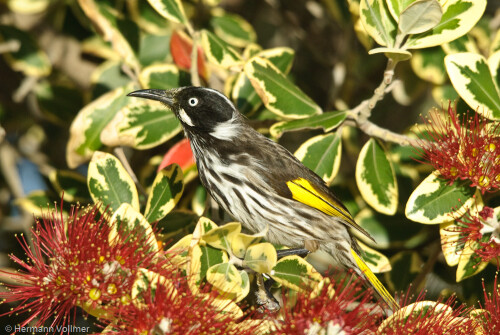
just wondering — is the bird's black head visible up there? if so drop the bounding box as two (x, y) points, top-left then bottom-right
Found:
(127, 87), (238, 135)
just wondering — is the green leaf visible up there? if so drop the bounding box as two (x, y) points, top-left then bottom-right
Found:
(49, 170), (90, 203)
(356, 138), (398, 215)
(14, 190), (54, 217)
(244, 56), (322, 119)
(144, 164), (184, 223)
(210, 8), (256, 48)
(0, 25), (51, 77)
(359, 0), (397, 47)
(456, 239), (488, 282)
(384, 251), (423, 292)
(270, 255), (323, 292)
(201, 29), (242, 69)
(294, 133), (342, 185)
(243, 243), (277, 273)
(270, 111), (347, 138)
(398, 0), (442, 36)
(87, 151), (139, 213)
(405, 172), (476, 224)
(355, 208), (430, 249)
(101, 100), (182, 150)
(232, 47), (295, 115)
(206, 262), (242, 294)
(410, 46), (447, 84)
(231, 231), (266, 259)
(147, 0), (188, 25)
(445, 53), (500, 119)
(138, 33), (171, 66)
(90, 61), (131, 99)
(405, 0), (487, 49)
(66, 85), (130, 168)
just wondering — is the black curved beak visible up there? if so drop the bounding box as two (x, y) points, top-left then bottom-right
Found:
(127, 89), (175, 107)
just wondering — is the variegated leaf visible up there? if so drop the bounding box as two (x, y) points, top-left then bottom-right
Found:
(231, 230), (266, 259)
(147, 0), (188, 25)
(139, 64), (183, 90)
(456, 239), (488, 282)
(368, 47), (412, 61)
(101, 99), (182, 150)
(386, 0), (416, 21)
(49, 170), (90, 203)
(206, 262), (242, 294)
(109, 203), (158, 254)
(192, 216), (218, 243)
(445, 53), (500, 119)
(201, 29), (242, 69)
(410, 47), (447, 84)
(201, 222), (241, 252)
(167, 234), (192, 267)
(144, 164), (184, 223)
(0, 25), (51, 77)
(398, 0), (442, 36)
(440, 221), (464, 266)
(294, 133), (342, 185)
(14, 190), (52, 218)
(244, 56), (322, 119)
(405, 172), (476, 224)
(7, 0), (52, 14)
(270, 255), (323, 292)
(359, 0), (397, 47)
(378, 301), (452, 332)
(405, 0), (487, 49)
(87, 151), (140, 212)
(197, 245), (228, 283)
(243, 243), (277, 273)
(78, 0), (140, 72)
(90, 61), (130, 99)
(132, 268), (176, 300)
(210, 8), (256, 48)
(358, 241), (392, 273)
(356, 138), (398, 215)
(66, 86), (130, 168)
(232, 47), (295, 115)
(270, 111), (347, 138)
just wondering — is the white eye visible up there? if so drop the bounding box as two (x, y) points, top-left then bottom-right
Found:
(188, 97), (199, 106)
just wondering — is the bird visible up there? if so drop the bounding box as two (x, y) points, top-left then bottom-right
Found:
(127, 86), (399, 311)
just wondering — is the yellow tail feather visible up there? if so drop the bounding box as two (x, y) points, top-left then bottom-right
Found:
(350, 248), (400, 312)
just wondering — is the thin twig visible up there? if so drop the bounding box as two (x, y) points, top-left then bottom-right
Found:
(410, 241), (441, 295)
(113, 146), (148, 197)
(0, 39), (20, 53)
(13, 76), (38, 103)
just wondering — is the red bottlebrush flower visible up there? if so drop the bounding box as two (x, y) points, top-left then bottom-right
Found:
(106, 280), (257, 335)
(453, 206), (500, 263)
(277, 273), (379, 334)
(477, 273), (500, 334)
(378, 296), (477, 335)
(0, 204), (163, 330)
(419, 104), (500, 193)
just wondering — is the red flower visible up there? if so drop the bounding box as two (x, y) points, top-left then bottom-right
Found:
(277, 273), (379, 334)
(378, 295), (477, 335)
(106, 280), (257, 335)
(419, 104), (500, 193)
(0, 204), (163, 329)
(453, 206), (500, 263)
(477, 273), (500, 334)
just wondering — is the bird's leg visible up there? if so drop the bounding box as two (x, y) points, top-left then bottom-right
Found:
(255, 273), (280, 312)
(276, 248), (310, 259)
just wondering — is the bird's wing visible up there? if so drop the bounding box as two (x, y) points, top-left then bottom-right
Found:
(285, 177), (374, 241)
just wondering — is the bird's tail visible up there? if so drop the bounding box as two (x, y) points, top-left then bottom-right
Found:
(350, 248), (400, 312)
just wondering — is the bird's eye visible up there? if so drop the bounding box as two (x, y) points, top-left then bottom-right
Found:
(188, 97), (199, 106)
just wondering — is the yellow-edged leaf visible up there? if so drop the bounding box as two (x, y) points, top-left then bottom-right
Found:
(243, 243), (277, 273)
(201, 222), (241, 252)
(270, 255), (323, 292)
(206, 262), (242, 294)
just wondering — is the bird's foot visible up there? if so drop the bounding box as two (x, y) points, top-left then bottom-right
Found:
(256, 274), (280, 313)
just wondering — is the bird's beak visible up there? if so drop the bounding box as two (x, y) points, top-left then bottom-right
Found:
(127, 89), (175, 107)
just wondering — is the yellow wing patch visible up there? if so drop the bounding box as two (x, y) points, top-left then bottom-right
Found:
(351, 248), (400, 312)
(286, 178), (371, 239)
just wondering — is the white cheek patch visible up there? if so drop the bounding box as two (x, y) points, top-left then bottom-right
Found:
(179, 108), (194, 126)
(210, 118), (240, 140)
